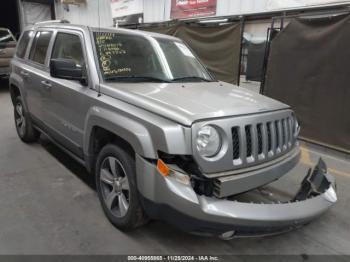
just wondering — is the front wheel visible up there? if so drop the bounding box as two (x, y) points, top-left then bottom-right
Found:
(95, 144), (148, 230)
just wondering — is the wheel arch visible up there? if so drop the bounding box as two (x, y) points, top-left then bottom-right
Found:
(9, 83), (21, 104)
(84, 107), (157, 173)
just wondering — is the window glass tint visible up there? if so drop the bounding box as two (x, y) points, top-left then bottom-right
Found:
(16, 31), (33, 58)
(29, 31), (52, 64)
(51, 33), (84, 66)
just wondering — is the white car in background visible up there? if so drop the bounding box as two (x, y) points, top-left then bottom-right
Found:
(0, 28), (16, 78)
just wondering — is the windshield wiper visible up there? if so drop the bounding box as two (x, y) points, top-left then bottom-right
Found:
(104, 75), (170, 83)
(171, 76), (212, 83)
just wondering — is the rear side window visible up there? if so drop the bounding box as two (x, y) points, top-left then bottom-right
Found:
(29, 31), (52, 65)
(16, 31), (33, 59)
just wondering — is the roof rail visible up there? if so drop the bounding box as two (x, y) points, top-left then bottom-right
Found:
(35, 20), (70, 25)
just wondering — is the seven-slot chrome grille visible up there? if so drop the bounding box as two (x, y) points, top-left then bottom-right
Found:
(192, 110), (298, 175)
(231, 115), (296, 168)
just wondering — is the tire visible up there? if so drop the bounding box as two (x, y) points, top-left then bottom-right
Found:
(14, 96), (40, 143)
(95, 143), (148, 230)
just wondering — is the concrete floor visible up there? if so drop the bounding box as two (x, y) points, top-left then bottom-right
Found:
(0, 78), (350, 255)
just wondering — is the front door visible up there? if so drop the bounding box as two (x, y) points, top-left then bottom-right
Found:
(41, 31), (90, 158)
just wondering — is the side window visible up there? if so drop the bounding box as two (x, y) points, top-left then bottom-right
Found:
(51, 33), (84, 66)
(29, 31), (52, 65)
(16, 31), (34, 59)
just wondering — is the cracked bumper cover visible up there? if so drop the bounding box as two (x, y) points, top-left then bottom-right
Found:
(136, 155), (337, 236)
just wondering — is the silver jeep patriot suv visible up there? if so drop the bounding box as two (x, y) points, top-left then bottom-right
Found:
(10, 21), (337, 238)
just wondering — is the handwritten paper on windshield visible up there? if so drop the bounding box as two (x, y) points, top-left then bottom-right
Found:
(94, 32), (131, 77)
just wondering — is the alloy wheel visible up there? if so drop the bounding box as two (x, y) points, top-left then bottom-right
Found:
(99, 156), (130, 217)
(15, 103), (26, 136)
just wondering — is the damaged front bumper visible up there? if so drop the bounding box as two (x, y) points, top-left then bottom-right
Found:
(136, 156), (337, 238)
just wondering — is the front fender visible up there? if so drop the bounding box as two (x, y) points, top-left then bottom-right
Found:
(84, 106), (156, 158)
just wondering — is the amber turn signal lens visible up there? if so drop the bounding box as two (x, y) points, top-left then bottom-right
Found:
(157, 159), (170, 176)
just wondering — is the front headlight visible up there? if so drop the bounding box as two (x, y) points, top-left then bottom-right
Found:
(196, 125), (221, 158)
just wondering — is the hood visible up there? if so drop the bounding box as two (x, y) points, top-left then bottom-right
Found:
(101, 81), (289, 126)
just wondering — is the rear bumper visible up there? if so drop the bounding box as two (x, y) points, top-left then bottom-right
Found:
(136, 155), (337, 237)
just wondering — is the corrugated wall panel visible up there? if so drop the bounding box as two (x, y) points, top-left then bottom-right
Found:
(164, 0), (172, 21)
(143, 0), (168, 23)
(55, 0), (113, 27)
(54, 0), (350, 27)
(216, 0), (268, 16)
(143, 0), (271, 23)
(143, 0), (269, 22)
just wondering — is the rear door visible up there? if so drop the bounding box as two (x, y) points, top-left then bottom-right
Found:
(25, 30), (53, 121)
(0, 29), (16, 75)
(11, 30), (34, 105)
(41, 30), (90, 157)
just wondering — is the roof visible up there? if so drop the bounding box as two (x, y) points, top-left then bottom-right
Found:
(27, 20), (178, 41)
(91, 26), (178, 41)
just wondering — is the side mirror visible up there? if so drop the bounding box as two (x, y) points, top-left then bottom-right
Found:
(50, 58), (87, 86)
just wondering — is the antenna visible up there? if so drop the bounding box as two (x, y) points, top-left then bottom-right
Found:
(97, 0), (102, 97)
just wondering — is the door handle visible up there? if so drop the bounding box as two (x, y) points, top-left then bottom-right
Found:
(41, 80), (52, 89)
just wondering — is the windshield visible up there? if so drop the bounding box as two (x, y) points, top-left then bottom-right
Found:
(0, 29), (15, 43)
(93, 31), (213, 83)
